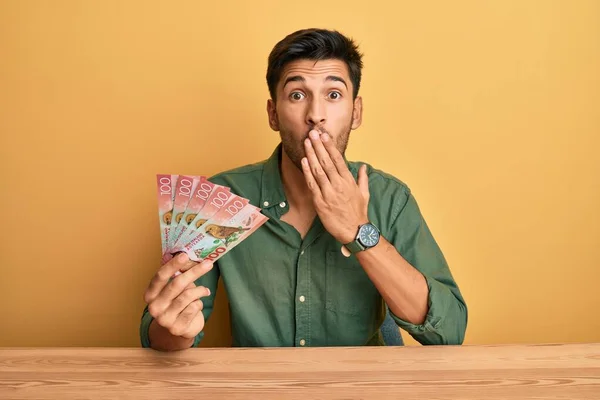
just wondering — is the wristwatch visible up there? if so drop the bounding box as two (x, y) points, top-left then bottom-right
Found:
(343, 222), (381, 254)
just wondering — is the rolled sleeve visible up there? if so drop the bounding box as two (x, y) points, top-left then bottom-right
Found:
(385, 191), (468, 345)
(390, 275), (467, 345)
(139, 306), (153, 348)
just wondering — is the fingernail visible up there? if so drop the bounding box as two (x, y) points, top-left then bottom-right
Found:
(309, 130), (319, 139)
(305, 138), (312, 147)
(302, 157), (308, 166)
(322, 133), (329, 142)
(207, 288), (211, 296)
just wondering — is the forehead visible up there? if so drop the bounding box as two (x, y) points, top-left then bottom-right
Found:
(279, 59), (351, 85)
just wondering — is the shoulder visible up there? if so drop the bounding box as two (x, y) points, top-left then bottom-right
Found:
(209, 160), (265, 183)
(351, 161), (411, 198)
(208, 159), (266, 202)
(349, 160), (414, 227)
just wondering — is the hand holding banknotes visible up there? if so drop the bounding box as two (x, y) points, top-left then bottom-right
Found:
(144, 253), (213, 346)
(147, 174), (268, 349)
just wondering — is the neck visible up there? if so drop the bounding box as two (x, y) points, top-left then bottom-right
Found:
(280, 150), (314, 212)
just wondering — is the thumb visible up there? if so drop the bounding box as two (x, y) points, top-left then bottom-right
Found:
(357, 164), (370, 198)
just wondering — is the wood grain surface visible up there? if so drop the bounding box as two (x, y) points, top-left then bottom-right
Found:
(1, 344), (599, 399)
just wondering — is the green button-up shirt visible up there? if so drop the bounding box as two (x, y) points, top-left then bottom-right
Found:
(140, 144), (467, 347)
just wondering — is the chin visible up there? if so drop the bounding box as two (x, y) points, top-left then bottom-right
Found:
(280, 144), (304, 171)
(287, 153), (305, 171)
(291, 159), (304, 171)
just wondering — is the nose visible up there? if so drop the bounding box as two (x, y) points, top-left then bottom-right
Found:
(306, 98), (326, 128)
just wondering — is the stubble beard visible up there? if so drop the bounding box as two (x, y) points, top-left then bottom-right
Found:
(279, 120), (352, 171)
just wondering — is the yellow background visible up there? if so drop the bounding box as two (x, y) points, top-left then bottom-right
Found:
(1, 0), (598, 347)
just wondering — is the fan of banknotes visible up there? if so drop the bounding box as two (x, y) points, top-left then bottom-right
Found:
(156, 174), (268, 265)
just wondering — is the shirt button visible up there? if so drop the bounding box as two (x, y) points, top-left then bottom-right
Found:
(299, 339), (306, 346)
(263, 201), (269, 207)
(299, 295), (305, 303)
(279, 201), (286, 208)
(300, 250), (304, 255)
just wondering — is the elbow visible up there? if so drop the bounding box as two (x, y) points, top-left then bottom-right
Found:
(450, 300), (468, 345)
(435, 298), (468, 345)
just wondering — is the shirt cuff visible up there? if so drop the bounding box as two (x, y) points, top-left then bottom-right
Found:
(388, 275), (453, 344)
(139, 306), (154, 348)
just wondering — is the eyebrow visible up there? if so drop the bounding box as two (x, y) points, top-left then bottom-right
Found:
(283, 75), (348, 90)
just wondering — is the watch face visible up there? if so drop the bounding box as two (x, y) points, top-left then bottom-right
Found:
(358, 224), (380, 247)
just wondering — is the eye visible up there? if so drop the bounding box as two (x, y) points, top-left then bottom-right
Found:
(290, 92), (305, 101)
(328, 91), (342, 100)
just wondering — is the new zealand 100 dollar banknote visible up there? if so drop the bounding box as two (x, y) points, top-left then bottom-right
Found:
(167, 175), (200, 250)
(155, 174), (178, 256)
(181, 200), (268, 262)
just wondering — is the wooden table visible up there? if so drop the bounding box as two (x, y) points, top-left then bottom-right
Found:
(1, 344), (599, 399)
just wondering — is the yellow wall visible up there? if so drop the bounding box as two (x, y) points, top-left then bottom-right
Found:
(1, 0), (598, 347)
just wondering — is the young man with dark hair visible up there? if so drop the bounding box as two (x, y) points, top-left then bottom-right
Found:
(141, 28), (468, 351)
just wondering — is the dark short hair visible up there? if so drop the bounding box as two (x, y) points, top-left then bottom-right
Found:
(266, 28), (363, 102)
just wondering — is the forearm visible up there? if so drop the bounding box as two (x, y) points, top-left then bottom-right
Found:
(355, 236), (429, 325)
(148, 319), (195, 351)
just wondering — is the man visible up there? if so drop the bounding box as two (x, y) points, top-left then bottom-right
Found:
(140, 28), (467, 350)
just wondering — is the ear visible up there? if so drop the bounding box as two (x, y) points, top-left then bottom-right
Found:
(351, 96), (363, 130)
(267, 99), (280, 131)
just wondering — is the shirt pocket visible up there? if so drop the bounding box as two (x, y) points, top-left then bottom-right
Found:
(325, 250), (380, 317)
